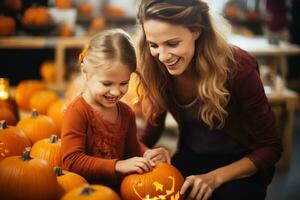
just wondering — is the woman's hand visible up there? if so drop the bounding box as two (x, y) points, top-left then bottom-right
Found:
(180, 173), (222, 200)
(143, 147), (171, 164)
(115, 157), (155, 175)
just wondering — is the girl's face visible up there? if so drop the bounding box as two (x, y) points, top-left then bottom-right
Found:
(84, 63), (131, 108)
(143, 19), (200, 76)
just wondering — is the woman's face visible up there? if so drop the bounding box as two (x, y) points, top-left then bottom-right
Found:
(143, 19), (200, 76)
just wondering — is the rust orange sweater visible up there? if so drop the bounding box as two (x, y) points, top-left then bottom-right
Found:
(61, 96), (147, 183)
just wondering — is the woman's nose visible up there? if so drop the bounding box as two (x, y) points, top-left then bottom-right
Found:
(158, 48), (171, 62)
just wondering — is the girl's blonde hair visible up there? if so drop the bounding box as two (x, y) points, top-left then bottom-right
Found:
(80, 29), (137, 73)
(137, 0), (236, 129)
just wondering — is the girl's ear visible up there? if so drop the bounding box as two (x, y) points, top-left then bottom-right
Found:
(81, 66), (89, 80)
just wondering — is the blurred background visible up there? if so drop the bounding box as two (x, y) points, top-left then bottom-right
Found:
(0, 0), (299, 199)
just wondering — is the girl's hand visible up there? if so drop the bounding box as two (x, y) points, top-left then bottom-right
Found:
(143, 147), (171, 164)
(180, 173), (221, 200)
(115, 157), (155, 175)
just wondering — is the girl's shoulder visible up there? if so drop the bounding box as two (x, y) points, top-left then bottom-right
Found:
(118, 101), (135, 118)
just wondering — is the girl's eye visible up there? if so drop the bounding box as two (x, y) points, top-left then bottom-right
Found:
(120, 82), (129, 86)
(102, 82), (112, 86)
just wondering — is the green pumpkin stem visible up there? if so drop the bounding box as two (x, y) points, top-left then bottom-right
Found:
(19, 147), (32, 161)
(49, 134), (59, 143)
(54, 166), (64, 176)
(80, 184), (96, 196)
(0, 120), (7, 129)
(31, 109), (38, 118)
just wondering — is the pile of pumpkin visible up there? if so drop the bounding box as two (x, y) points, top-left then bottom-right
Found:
(0, 79), (185, 200)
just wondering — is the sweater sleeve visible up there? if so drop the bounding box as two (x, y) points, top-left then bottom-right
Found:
(232, 50), (282, 172)
(61, 102), (118, 181)
(139, 111), (167, 148)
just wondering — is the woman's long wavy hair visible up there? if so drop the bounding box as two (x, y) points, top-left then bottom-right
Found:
(137, 0), (236, 129)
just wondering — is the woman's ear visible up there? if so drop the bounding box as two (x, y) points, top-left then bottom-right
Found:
(193, 31), (201, 40)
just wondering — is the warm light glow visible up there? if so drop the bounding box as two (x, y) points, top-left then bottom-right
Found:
(0, 78), (10, 100)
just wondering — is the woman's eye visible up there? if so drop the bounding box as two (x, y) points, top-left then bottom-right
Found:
(167, 42), (179, 47)
(149, 43), (158, 48)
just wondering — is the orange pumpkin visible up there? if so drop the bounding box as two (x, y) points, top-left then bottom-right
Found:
(30, 134), (61, 167)
(23, 6), (51, 26)
(61, 184), (121, 200)
(0, 120), (31, 161)
(54, 166), (87, 198)
(78, 3), (93, 16)
(40, 61), (56, 83)
(121, 163), (184, 200)
(89, 17), (106, 35)
(15, 80), (45, 110)
(17, 109), (58, 144)
(103, 5), (125, 18)
(0, 16), (16, 36)
(55, 0), (72, 9)
(4, 0), (22, 11)
(0, 147), (59, 200)
(60, 24), (74, 37)
(47, 99), (65, 135)
(29, 89), (59, 114)
(0, 105), (17, 125)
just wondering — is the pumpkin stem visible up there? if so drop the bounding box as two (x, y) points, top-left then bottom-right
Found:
(0, 120), (7, 129)
(80, 184), (96, 196)
(49, 134), (59, 143)
(19, 147), (32, 161)
(31, 109), (38, 118)
(54, 166), (64, 176)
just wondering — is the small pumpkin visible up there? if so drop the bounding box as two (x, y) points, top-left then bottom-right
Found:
(17, 109), (58, 144)
(54, 166), (87, 198)
(121, 163), (184, 200)
(61, 184), (121, 200)
(15, 80), (45, 110)
(78, 3), (93, 16)
(0, 16), (16, 36)
(0, 104), (17, 125)
(23, 6), (51, 26)
(4, 0), (22, 11)
(47, 99), (65, 135)
(29, 89), (59, 114)
(40, 61), (56, 83)
(55, 0), (72, 9)
(0, 147), (59, 200)
(0, 120), (31, 161)
(30, 134), (61, 167)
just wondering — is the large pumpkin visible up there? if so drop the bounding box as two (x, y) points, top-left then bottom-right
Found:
(15, 80), (45, 110)
(29, 89), (59, 114)
(0, 147), (59, 200)
(0, 120), (31, 161)
(30, 134), (61, 167)
(121, 163), (184, 200)
(0, 16), (16, 36)
(17, 109), (58, 144)
(61, 184), (121, 200)
(54, 166), (87, 198)
(47, 98), (65, 135)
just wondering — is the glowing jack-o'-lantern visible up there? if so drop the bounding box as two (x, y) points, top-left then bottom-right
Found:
(121, 163), (184, 200)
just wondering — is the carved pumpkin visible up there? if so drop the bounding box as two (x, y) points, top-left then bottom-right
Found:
(61, 184), (121, 200)
(30, 134), (61, 167)
(0, 147), (59, 200)
(40, 61), (56, 83)
(29, 89), (59, 114)
(55, 0), (72, 9)
(23, 6), (51, 26)
(121, 163), (184, 200)
(0, 16), (16, 36)
(17, 109), (58, 144)
(0, 120), (31, 161)
(0, 104), (17, 125)
(54, 166), (87, 198)
(47, 99), (65, 135)
(15, 80), (45, 110)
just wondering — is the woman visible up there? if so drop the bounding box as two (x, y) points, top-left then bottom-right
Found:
(136, 0), (282, 199)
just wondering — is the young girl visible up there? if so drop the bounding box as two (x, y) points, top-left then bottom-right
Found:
(61, 29), (170, 188)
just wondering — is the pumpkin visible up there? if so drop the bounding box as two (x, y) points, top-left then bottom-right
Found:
(54, 166), (87, 198)
(103, 5), (125, 18)
(29, 89), (59, 114)
(121, 163), (184, 200)
(61, 184), (121, 200)
(60, 24), (74, 37)
(55, 0), (72, 9)
(4, 0), (22, 11)
(23, 6), (51, 26)
(0, 147), (59, 200)
(78, 3), (93, 16)
(30, 134), (61, 167)
(40, 61), (56, 83)
(47, 99), (65, 135)
(0, 120), (31, 161)
(15, 80), (45, 110)
(0, 104), (17, 125)
(0, 16), (16, 36)
(17, 109), (58, 144)
(89, 17), (106, 35)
